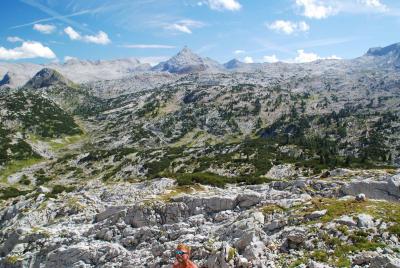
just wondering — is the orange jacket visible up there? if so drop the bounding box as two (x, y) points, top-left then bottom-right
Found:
(172, 260), (198, 268)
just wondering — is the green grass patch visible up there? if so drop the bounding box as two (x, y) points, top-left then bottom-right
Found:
(0, 158), (42, 181)
(48, 134), (86, 151)
(260, 204), (286, 215)
(157, 184), (205, 202)
(311, 250), (329, 262)
(388, 224), (400, 237)
(299, 198), (400, 225)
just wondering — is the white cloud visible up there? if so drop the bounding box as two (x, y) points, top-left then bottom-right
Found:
(293, 49), (341, 63)
(294, 49), (319, 62)
(64, 26), (81, 40)
(64, 56), (78, 62)
(120, 44), (176, 49)
(359, 0), (387, 10)
(137, 56), (169, 66)
(164, 20), (205, 34)
(0, 41), (56, 60)
(234, 50), (245, 54)
(199, 0), (242, 11)
(33, 23), (56, 34)
(64, 26), (111, 45)
(84, 31), (111, 45)
(243, 56), (254, 63)
(263, 54), (279, 63)
(166, 24), (192, 34)
(295, 0), (336, 19)
(267, 20), (310, 34)
(7, 36), (24, 43)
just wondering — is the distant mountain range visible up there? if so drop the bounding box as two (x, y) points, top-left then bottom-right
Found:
(0, 58), (150, 89)
(1, 42), (400, 89)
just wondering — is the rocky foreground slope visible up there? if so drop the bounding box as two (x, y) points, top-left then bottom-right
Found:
(0, 168), (399, 267)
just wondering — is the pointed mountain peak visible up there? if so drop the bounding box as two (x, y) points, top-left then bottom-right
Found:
(24, 68), (73, 89)
(224, 59), (245, 69)
(172, 46), (202, 62)
(177, 46), (195, 55)
(152, 46), (222, 74)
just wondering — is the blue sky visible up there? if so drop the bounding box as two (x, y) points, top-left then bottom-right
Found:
(1, 0), (400, 65)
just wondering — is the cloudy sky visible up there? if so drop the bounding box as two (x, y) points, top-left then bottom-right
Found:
(0, 0), (399, 64)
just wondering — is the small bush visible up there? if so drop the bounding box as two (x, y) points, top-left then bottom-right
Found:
(311, 250), (329, 262)
(388, 224), (400, 237)
(174, 173), (228, 187)
(19, 175), (31, 185)
(45, 185), (76, 199)
(0, 187), (30, 200)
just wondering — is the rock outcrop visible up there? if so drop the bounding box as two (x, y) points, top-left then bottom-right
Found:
(341, 174), (400, 202)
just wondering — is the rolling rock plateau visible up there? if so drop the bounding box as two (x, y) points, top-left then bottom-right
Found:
(0, 43), (400, 268)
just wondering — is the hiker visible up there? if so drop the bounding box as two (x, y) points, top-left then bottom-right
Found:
(173, 244), (198, 268)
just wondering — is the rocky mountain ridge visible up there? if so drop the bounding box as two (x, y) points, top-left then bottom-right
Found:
(2, 42), (400, 90)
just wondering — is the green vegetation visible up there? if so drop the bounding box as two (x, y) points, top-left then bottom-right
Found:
(258, 109), (395, 171)
(0, 187), (31, 200)
(227, 247), (237, 262)
(311, 250), (329, 262)
(157, 185), (204, 202)
(300, 198), (400, 225)
(284, 198), (400, 267)
(1, 91), (82, 138)
(287, 228), (385, 268)
(0, 158), (42, 181)
(260, 204), (286, 215)
(5, 255), (23, 264)
(35, 169), (53, 185)
(45, 184), (76, 199)
(19, 175), (31, 185)
(47, 134), (86, 151)
(173, 173), (228, 187)
(66, 196), (85, 211)
(172, 172), (273, 187)
(388, 224), (400, 237)
(0, 123), (41, 167)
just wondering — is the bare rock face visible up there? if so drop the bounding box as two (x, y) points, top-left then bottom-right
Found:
(369, 255), (400, 268)
(265, 164), (297, 180)
(341, 174), (400, 202)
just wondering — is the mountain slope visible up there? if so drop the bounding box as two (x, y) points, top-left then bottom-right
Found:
(21, 68), (107, 116)
(0, 91), (82, 166)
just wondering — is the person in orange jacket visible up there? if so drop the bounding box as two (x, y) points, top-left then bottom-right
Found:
(172, 244), (198, 268)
